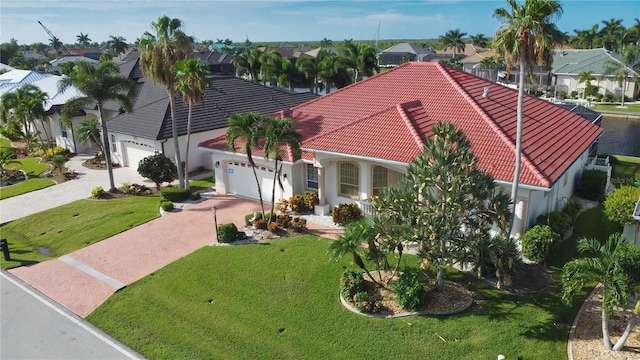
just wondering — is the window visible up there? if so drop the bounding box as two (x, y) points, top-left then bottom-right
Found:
(60, 120), (67, 138)
(339, 162), (359, 199)
(371, 166), (388, 196)
(111, 134), (117, 153)
(563, 173), (568, 187)
(306, 163), (318, 189)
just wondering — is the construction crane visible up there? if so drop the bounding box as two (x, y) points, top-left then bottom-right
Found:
(38, 21), (72, 56)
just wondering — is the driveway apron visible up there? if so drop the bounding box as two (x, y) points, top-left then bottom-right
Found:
(9, 196), (261, 317)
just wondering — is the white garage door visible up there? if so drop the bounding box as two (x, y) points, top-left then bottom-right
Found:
(124, 142), (155, 169)
(227, 161), (275, 202)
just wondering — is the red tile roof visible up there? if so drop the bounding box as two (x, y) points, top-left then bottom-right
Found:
(200, 62), (602, 188)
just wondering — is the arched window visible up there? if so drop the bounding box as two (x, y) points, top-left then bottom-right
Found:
(339, 162), (359, 199)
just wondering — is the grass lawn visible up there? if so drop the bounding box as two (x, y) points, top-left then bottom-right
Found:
(0, 137), (14, 149)
(88, 235), (587, 360)
(591, 102), (640, 114)
(0, 157), (55, 200)
(189, 176), (215, 192)
(610, 155), (640, 188)
(0, 196), (161, 269)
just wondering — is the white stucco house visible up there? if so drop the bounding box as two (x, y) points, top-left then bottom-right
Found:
(199, 62), (604, 238)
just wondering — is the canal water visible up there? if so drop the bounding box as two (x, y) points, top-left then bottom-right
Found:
(599, 115), (640, 157)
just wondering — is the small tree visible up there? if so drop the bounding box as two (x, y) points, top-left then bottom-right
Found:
(603, 186), (640, 226)
(137, 154), (178, 190)
(520, 225), (559, 263)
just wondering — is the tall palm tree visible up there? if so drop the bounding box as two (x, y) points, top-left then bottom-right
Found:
(339, 39), (379, 82)
(0, 84), (48, 152)
(297, 49), (329, 94)
(571, 24), (599, 49)
(578, 70), (595, 99)
(562, 234), (640, 351)
(263, 117), (301, 219)
(470, 33), (489, 48)
(171, 58), (210, 191)
(599, 18), (625, 52)
(317, 53), (351, 94)
(108, 35), (128, 59)
(440, 29), (468, 58)
(232, 48), (263, 83)
(58, 61), (135, 192)
(139, 15), (194, 188)
(77, 33), (91, 48)
(320, 38), (333, 49)
(262, 50), (283, 86)
(49, 36), (63, 55)
(328, 220), (380, 285)
(493, 0), (563, 235)
(226, 112), (268, 219)
(603, 44), (639, 107)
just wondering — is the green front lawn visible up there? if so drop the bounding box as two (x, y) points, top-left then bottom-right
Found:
(88, 235), (585, 360)
(0, 137), (13, 149)
(0, 196), (161, 269)
(189, 175), (215, 192)
(611, 155), (640, 188)
(591, 102), (640, 114)
(0, 157), (55, 200)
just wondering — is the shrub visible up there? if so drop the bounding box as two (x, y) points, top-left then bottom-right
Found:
(217, 223), (238, 243)
(603, 185), (640, 226)
(51, 154), (66, 173)
(290, 217), (307, 232)
(245, 212), (262, 226)
(579, 169), (607, 201)
(255, 218), (267, 230)
(603, 93), (614, 102)
(190, 192), (201, 200)
(594, 93), (603, 102)
(160, 200), (174, 211)
(332, 203), (363, 226)
(276, 214), (292, 228)
(520, 225), (559, 264)
(490, 235), (523, 289)
(61, 168), (76, 180)
(43, 146), (70, 161)
(562, 198), (582, 222)
(91, 186), (104, 199)
(267, 223), (278, 232)
(340, 270), (364, 299)
(122, 182), (132, 193)
(137, 154), (178, 190)
(289, 194), (306, 213)
(353, 292), (381, 313)
(393, 268), (425, 311)
(304, 191), (319, 210)
(265, 212), (276, 223)
(570, 90), (579, 99)
(536, 211), (572, 238)
(275, 198), (289, 213)
(160, 187), (190, 202)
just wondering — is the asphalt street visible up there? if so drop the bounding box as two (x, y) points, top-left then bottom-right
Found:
(1, 272), (142, 360)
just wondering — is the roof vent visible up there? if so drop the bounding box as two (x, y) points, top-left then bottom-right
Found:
(482, 87), (490, 99)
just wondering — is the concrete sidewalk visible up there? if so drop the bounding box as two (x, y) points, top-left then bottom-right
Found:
(0, 154), (147, 224)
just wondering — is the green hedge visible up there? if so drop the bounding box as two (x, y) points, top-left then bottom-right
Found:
(217, 223), (238, 243)
(579, 169), (607, 201)
(160, 187), (191, 202)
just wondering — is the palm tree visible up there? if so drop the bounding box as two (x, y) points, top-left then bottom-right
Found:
(602, 44), (638, 107)
(562, 234), (640, 351)
(49, 36), (63, 55)
(571, 24), (599, 49)
(297, 49), (328, 94)
(171, 58), (210, 191)
(440, 29), (468, 58)
(328, 220), (381, 285)
(320, 38), (333, 49)
(77, 33), (91, 48)
(0, 84), (48, 152)
(233, 48), (264, 83)
(339, 39), (379, 82)
(226, 112), (268, 219)
(470, 33), (489, 48)
(578, 70), (595, 99)
(317, 53), (351, 94)
(58, 61), (135, 192)
(599, 18), (625, 52)
(263, 117), (301, 219)
(108, 35), (128, 59)
(262, 50), (283, 86)
(139, 15), (194, 188)
(74, 118), (102, 150)
(493, 0), (563, 235)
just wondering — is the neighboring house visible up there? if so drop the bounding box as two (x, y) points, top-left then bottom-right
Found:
(22, 51), (49, 65)
(552, 48), (640, 100)
(304, 47), (338, 58)
(436, 43), (483, 59)
(0, 69), (85, 151)
(200, 62), (603, 237)
(69, 48), (103, 61)
(106, 59), (317, 171)
(631, 198), (640, 246)
(48, 55), (99, 74)
(193, 51), (235, 75)
(378, 43), (436, 67)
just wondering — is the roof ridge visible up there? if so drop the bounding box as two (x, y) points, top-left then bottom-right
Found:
(436, 63), (550, 186)
(396, 101), (425, 149)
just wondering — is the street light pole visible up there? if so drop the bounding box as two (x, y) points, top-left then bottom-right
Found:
(212, 206), (219, 242)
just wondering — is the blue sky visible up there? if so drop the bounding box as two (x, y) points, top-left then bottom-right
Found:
(1, 1), (638, 46)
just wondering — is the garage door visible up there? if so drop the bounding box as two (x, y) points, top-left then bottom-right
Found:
(124, 142), (155, 169)
(227, 161), (275, 202)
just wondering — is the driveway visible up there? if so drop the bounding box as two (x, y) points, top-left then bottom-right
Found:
(1, 154), (147, 224)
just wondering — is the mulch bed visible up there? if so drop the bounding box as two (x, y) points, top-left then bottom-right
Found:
(502, 263), (551, 295)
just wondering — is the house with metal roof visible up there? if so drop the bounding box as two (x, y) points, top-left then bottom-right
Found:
(106, 59), (317, 171)
(378, 43), (436, 67)
(552, 48), (640, 101)
(199, 62), (603, 237)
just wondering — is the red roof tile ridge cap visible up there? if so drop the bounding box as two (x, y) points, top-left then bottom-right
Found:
(289, 63), (414, 111)
(303, 103), (408, 145)
(436, 63), (550, 186)
(396, 102), (425, 149)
